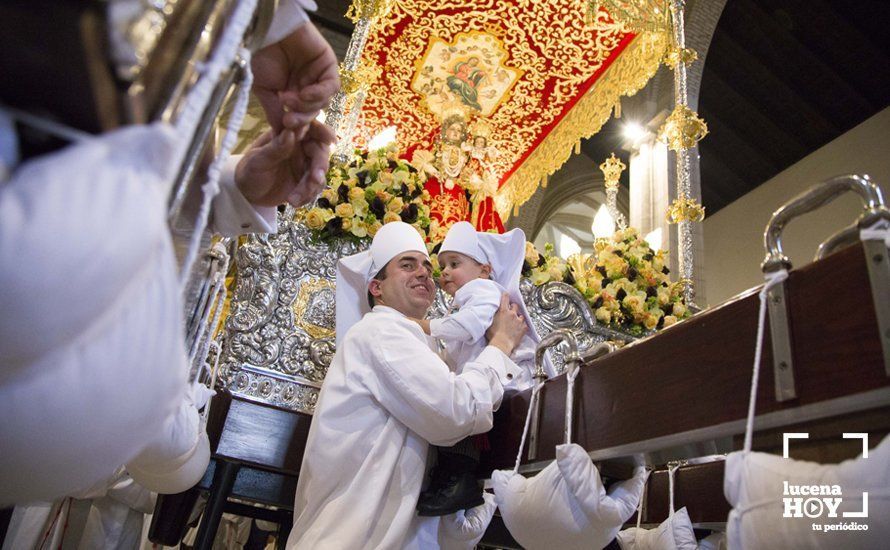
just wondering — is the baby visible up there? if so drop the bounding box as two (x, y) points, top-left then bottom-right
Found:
(412, 221), (552, 517)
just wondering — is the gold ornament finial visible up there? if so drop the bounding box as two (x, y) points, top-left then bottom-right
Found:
(666, 196), (705, 223)
(339, 62), (382, 95)
(346, 0), (396, 22)
(664, 46), (698, 69)
(599, 153), (626, 190)
(658, 104), (708, 151)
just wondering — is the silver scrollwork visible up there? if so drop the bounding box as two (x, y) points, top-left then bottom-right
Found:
(217, 217), (638, 411)
(217, 215), (367, 412)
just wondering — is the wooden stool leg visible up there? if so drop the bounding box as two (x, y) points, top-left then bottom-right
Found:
(148, 486), (201, 546)
(193, 461), (240, 550)
(0, 507), (13, 546)
(276, 513), (293, 550)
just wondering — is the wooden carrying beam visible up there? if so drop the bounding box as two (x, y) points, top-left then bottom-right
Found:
(482, 243), (890, 473)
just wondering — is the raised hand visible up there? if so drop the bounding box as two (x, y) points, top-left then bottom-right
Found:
(251, 23), (340, 136)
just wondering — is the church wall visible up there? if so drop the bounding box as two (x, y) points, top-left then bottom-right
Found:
(702, 107), (890, 306)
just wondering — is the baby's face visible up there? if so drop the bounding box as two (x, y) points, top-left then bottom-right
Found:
(437, 251), (490, 296)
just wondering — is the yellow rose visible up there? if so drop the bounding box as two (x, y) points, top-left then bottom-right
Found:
(305, 207), (331, 230)
(348, 187), (365, 201)
(595, 306), (612, 325)
(530, 269), (551, 286)
(383, 211), (401, 224)
(387, 197), (405, 213)
(335, 203), (354, 219)
(547, 265), (564, 281)
(367, 221), (383, 237)
(671, 302), (688, 318)
(350, 197), (368, 217)
(629, 245), (649, 260)
(643, 313), (659, 331)
(662, 315), (678, 327)
(350, 223), (368, 238)
(320, 188), (338, 205)
(603, 256), (627, 279)
(622, 290), (647, 315)
(657, 287), (671, 306)
(341, 217), (352, 231)
(525, 242), (539, 265)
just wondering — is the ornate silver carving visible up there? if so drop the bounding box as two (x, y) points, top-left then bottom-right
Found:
(520, 279), (637, 374)
(217, 217), (638, 411)
(217, 216), (367, 412)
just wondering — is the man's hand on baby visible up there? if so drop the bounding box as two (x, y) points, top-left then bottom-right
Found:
(486, 294), (527, 356)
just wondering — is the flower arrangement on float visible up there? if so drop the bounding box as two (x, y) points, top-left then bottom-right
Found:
(523, 227), (691, 336)
(302, 147), (433, 243)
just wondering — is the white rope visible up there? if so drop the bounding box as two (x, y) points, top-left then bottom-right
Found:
(179, 48), (253, 286)
(743, 268), (789, 452)
(564, 361), (580, 445)
(513, 382), (545, 474)
(199, 341), (224, 430)
(860, 218), (890, 248)
(190, 270), (228, 375)
(187, 274), (221, 365)
(0, 105), (92, 143)
(668, 463), (680, 516)
(635, 471), (648, 530)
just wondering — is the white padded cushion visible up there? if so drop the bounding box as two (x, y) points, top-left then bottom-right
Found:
(492, 443), (648, 550)
(438, 492), (498, 550)
(0, 124), (188, 505)
(697, 532), (727, 550)
(725, 434), (890, 549)
(126, 396), (210, 495)
(616, 507), (697, 550)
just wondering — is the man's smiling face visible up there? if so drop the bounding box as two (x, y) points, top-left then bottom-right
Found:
(369, 251), (435, 318)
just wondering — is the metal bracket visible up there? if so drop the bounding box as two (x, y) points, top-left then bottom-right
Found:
(762, 174), (890, 399)
(862, 238), (890, 376)
(765, 280), (797, 401)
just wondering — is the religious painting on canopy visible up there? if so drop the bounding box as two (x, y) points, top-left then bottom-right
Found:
(352, 0), (668, 228)
(411, 32), (522, 117)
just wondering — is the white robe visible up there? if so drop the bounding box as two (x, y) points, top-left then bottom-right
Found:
(288, 305), (511, 549)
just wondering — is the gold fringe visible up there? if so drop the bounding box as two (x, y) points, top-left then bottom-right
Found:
(574, 141), (581, 155)
(495, 32), (668, 219)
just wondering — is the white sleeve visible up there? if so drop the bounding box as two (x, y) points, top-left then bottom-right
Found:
(261, 0), (317, 48)
(428, 315), (475, 342)
(429, 280), (500, 343)
(208, 154), (278, 236)
(363, 322), (508, 447)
